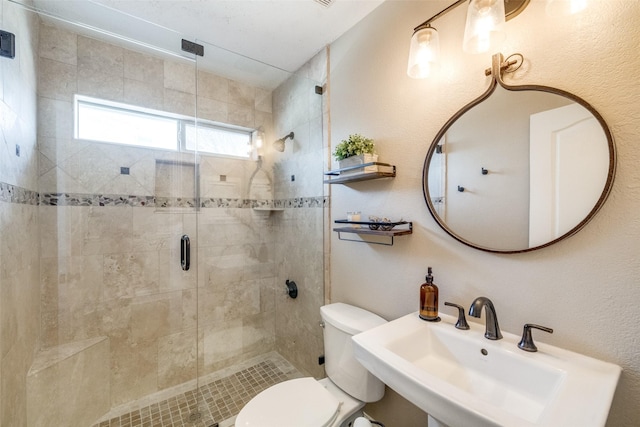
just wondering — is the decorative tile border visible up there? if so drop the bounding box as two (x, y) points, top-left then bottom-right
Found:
(273, 196), (328, 208)
(1, 183), (327, 209)
(40, 193), (327, 209)
(0, 182), (39, 205)
(41, 193), (156, 207)
(200, 198), (251, 209)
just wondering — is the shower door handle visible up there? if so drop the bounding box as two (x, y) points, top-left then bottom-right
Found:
(181, 235), (190, 271)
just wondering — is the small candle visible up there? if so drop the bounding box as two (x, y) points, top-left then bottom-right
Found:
(347, 211), (361, 227)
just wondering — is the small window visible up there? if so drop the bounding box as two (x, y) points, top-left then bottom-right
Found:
(184, 123), (251, 158)
(74, 95), (253, 158)
(75, 96), (178, 150)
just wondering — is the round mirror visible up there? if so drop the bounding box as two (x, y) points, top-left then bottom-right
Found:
(423, 72), (616, 253)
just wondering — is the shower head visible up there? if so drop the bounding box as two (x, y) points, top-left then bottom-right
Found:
(273, 132), (294, 152)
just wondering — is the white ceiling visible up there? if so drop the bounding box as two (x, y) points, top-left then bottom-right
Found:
(30, 0), (385, 87)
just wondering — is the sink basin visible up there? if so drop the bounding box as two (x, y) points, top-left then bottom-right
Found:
(353, 312), (621, 427)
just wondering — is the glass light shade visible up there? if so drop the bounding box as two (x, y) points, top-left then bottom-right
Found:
(407, 26), (440, 79)
(463, 0), (506, 54)
(254, 131), (264, 149)
(546, 0), (588, 16)
(252, 130), (265, 158)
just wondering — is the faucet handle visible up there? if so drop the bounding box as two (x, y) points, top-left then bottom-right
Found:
(518, 324), (553, 352)
(444, 302), (470, 330)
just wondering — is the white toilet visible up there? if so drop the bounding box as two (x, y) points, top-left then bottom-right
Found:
(235, 303), (387, 427)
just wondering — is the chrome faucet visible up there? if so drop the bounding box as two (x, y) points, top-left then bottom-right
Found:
(469, 297), (503, 340)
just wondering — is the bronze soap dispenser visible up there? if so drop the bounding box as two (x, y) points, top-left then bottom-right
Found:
(419, 267), (440, 321)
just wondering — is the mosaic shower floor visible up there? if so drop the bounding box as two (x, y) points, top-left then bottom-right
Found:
(93, 352), (303, 427)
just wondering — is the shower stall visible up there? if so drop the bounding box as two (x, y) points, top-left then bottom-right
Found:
(0, 0), (328, 425)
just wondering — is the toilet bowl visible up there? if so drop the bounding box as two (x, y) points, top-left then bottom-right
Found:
(353, 418), (374, 427)
(234, 377), (363, 427)
(235, 303), (387, 427)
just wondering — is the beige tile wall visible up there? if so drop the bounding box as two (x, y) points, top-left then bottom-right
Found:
(0, 1), (40, 426)
(26, 337), (110, 427)
(37, 22), (274, 197)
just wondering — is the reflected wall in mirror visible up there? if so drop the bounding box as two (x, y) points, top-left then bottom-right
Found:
(423, 53), (616, 253)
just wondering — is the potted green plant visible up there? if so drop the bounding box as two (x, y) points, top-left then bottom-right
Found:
(333, 134), (378, 173)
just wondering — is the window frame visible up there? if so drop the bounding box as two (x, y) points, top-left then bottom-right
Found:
(74, 94), (255, 159)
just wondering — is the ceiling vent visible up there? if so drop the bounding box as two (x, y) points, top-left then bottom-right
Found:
(313, 0), (335, 8)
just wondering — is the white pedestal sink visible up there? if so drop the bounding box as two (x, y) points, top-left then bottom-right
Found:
(352, 312), (621, 427)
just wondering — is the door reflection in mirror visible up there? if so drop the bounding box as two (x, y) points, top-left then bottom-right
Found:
(424, 84), (614, 253)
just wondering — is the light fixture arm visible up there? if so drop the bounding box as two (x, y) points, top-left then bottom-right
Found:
(413, 0), (467, 32)
(485, 52), (524, 79)
(414, 0), (530, 31)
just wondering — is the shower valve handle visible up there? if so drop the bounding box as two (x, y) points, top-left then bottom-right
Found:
(285, 279), (298, 299)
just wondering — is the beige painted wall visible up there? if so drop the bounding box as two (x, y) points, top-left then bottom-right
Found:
(329, 1), (639, 426)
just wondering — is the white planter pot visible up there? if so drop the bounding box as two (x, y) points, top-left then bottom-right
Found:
(338, 154), (379, 175)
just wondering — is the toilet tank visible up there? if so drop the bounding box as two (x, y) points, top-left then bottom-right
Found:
(320, 303), (386, 402)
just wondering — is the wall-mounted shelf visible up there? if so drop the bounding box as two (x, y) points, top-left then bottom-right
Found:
(333, 220), (412, 246)
(324, 162), (396, 184)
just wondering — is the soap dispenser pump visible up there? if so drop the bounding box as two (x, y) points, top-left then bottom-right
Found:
(419, 267), (440, 321)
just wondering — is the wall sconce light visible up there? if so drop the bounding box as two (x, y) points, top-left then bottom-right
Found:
(462, 0), (506, 54)
(407, 0), (529, 79)
(408, 0), (590, 79)
(254, 130), (264, 150)
(251, 129), (265, 159)
(407, 25), (440, 79)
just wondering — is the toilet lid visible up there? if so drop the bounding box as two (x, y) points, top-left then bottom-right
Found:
(235, 377), (340, 427)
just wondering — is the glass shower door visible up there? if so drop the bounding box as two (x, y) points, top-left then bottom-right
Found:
(193, 38), (328, 422)
(192, 40), (291, 421)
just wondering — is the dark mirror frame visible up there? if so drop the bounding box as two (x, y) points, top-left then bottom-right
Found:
(422, 53), (617, 253)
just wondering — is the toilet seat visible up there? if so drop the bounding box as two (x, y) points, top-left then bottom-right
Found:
(235, 377), (341, 427)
